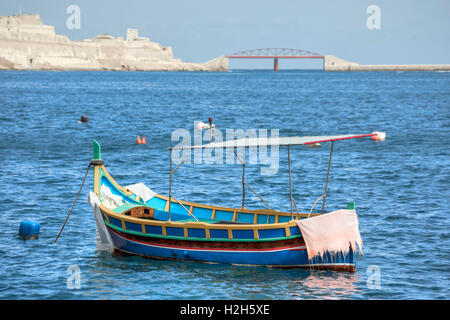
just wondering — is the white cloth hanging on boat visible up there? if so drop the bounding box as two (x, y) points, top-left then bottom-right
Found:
(88, 191), (114, 253)
(100, 185), (123, 210)
(295, 209), (363, 260)
(124, 183), (156, 202)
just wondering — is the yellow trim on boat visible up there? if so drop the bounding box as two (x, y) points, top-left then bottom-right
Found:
(99, 204), (299, 232)
(94, 166), (100, 195)
(285, 226), (291, 237)
(95, 165), (319, 233)
(99, 163), (318, 220)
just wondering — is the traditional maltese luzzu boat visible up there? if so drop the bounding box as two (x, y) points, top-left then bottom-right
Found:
(88, 133), (377, 272)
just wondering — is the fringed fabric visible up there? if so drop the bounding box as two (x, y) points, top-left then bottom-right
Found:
(296, 209), (363, 260)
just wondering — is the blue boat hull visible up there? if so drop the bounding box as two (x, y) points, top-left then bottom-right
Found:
(107, 226), (356, 271)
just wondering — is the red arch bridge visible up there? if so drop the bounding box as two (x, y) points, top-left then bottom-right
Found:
(226, 48), (325, 71)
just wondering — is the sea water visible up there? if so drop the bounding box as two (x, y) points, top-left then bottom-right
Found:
(0, 70), (448, 299)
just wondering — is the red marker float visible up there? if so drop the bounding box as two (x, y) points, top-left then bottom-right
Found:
(136, 136), (147, 144)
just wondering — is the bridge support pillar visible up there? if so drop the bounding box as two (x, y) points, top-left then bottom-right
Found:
(274, 58), (279, 72)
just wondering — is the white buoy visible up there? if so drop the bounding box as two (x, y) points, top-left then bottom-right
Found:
(197, 122), (215, 130)
(371, 131), (386, 141)
(197, 121), (209, 130)
(197, 118), (215, 142)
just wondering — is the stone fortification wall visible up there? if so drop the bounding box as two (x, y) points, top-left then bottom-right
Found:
(324, 54), (450, 72)
(0, 14), (228, 71)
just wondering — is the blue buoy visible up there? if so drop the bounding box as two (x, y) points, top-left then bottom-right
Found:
(19, 220), (40, 240)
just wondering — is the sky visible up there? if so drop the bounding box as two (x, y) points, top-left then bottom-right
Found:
(1, 0), (449, 69)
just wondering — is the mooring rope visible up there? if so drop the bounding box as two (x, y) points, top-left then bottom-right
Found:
(54, 162), (92, 243)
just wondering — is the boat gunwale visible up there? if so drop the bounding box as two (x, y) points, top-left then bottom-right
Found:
(96, 163), (305, 241)
(96, 164), (319, 227)
(100, 203), (299, 231)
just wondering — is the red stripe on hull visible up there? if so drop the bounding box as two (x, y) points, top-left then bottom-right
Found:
(108, 227), (306, 252)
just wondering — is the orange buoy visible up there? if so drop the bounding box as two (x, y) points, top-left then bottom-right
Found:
(141, 136), (146, 144)
(136, 136), (142, 144)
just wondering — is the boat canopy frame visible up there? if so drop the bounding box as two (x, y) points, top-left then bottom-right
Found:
(168, 133), (376, 221)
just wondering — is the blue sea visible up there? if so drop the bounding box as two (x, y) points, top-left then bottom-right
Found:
(0, 70), (448, 300)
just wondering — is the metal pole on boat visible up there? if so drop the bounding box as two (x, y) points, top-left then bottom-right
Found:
(242, 145), (245, 209)
(169, 147), (172, 221)
(288, 145), (293, 220)
(321, 141), (334, 214)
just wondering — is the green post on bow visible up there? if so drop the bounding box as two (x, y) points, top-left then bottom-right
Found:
(347, 201), (356, 210)
(93, 140), (101, 160)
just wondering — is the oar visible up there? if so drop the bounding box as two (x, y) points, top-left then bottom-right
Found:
(54, 163), (92, 243)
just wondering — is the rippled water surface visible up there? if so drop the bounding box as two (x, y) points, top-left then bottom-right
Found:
(0, 70), (448, 299)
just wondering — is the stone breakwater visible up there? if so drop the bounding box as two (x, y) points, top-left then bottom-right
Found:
(324, 55), (450, 72)
(0, 14), (228, 71)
